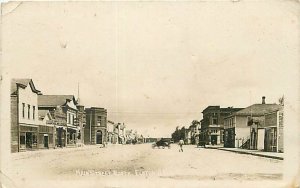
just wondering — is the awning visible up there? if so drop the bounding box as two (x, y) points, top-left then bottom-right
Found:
(55, 125), (65, 129)
(67, 127), (79, 131)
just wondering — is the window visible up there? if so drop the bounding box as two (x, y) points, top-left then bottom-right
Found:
(28, 105), (30, 119)
(97, 116), (101, 126)
(68, 113), (71, 124)
(212, 118), (217, 125)
(33, 106), (35, 120)
(72, 114), (75, 125)
(22, 103), (25, 118)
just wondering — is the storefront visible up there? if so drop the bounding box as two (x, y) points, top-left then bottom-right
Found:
(56, 127), (66, 148)
(264, 127), (277, 152)
(19, 125), (38, 151)
(67, 127), (78, 145)
(38, 125), (55, 149)
(224, 128), (235, 148)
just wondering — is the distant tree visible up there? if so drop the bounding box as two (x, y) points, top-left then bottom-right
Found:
(180, 127), (186, 141)
(171, 126), (190, 143)
(191, 120), (200, 126)
(278, 95), (284, 106)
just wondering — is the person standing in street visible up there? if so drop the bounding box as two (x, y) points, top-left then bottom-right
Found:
(178, 139), (184, 152)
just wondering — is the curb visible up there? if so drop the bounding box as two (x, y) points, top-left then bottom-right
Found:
(217, 148), (284, 160)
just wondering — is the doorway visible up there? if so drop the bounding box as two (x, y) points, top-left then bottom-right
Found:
(44, 135), (49, 148)
(96, 130), (102, 144)
(25, 132), (33, 149)
(211, 135), (217, 145)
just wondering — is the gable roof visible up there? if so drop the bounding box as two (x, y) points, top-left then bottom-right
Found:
(38, 95), (76, 107)
(232, 104), (281, 116)
(11, 79), (42, 95)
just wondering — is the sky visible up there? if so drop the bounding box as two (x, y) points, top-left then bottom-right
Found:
(2, 1), (299, 138)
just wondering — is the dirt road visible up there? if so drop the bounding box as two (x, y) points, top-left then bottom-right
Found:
(3, 144), (284, 188)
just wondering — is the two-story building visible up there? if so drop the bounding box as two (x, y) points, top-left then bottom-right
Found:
(224, 97), (281, 148)
(11, 79), (56, 152)
(200, 106), (243, 146)
(84, 107), (107, 145)
(38, 95), (79, 147)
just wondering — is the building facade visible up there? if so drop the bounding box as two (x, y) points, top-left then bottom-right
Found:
(264, 107), (284, 152)
(38, 95), (79, 148)
(11, 79), (56, 153)
(38, 110), (55, 149)
(248, 116), (265, 150)
(85, 107), (107, 145)
(224, 97), (281, 148)
(200, 106), (243, 146)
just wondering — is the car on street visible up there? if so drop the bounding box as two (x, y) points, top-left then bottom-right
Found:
(152, 138), (171, 149)
(197, 141), (207, 148)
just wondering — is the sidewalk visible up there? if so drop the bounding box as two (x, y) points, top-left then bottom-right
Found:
(215, 147), (284, 160)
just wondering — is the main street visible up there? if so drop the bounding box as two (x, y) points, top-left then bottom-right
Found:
(4, 144), (283, 188)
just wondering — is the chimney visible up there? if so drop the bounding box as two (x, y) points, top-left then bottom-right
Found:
(262, 96), (266, 104)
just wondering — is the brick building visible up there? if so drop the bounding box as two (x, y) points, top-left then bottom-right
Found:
(200, 106), (243, 145)
(84, 107), (107, 145)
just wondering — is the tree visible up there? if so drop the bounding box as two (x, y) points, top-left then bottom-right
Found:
(278, 95), (284, 106)
(171, 126), (185, 142)
(190, 120), (200, 144)
(191, 120), (200, 126)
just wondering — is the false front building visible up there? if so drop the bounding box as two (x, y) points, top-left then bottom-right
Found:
(11, 79), (55, 152)
(38, 95), (80, 147)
